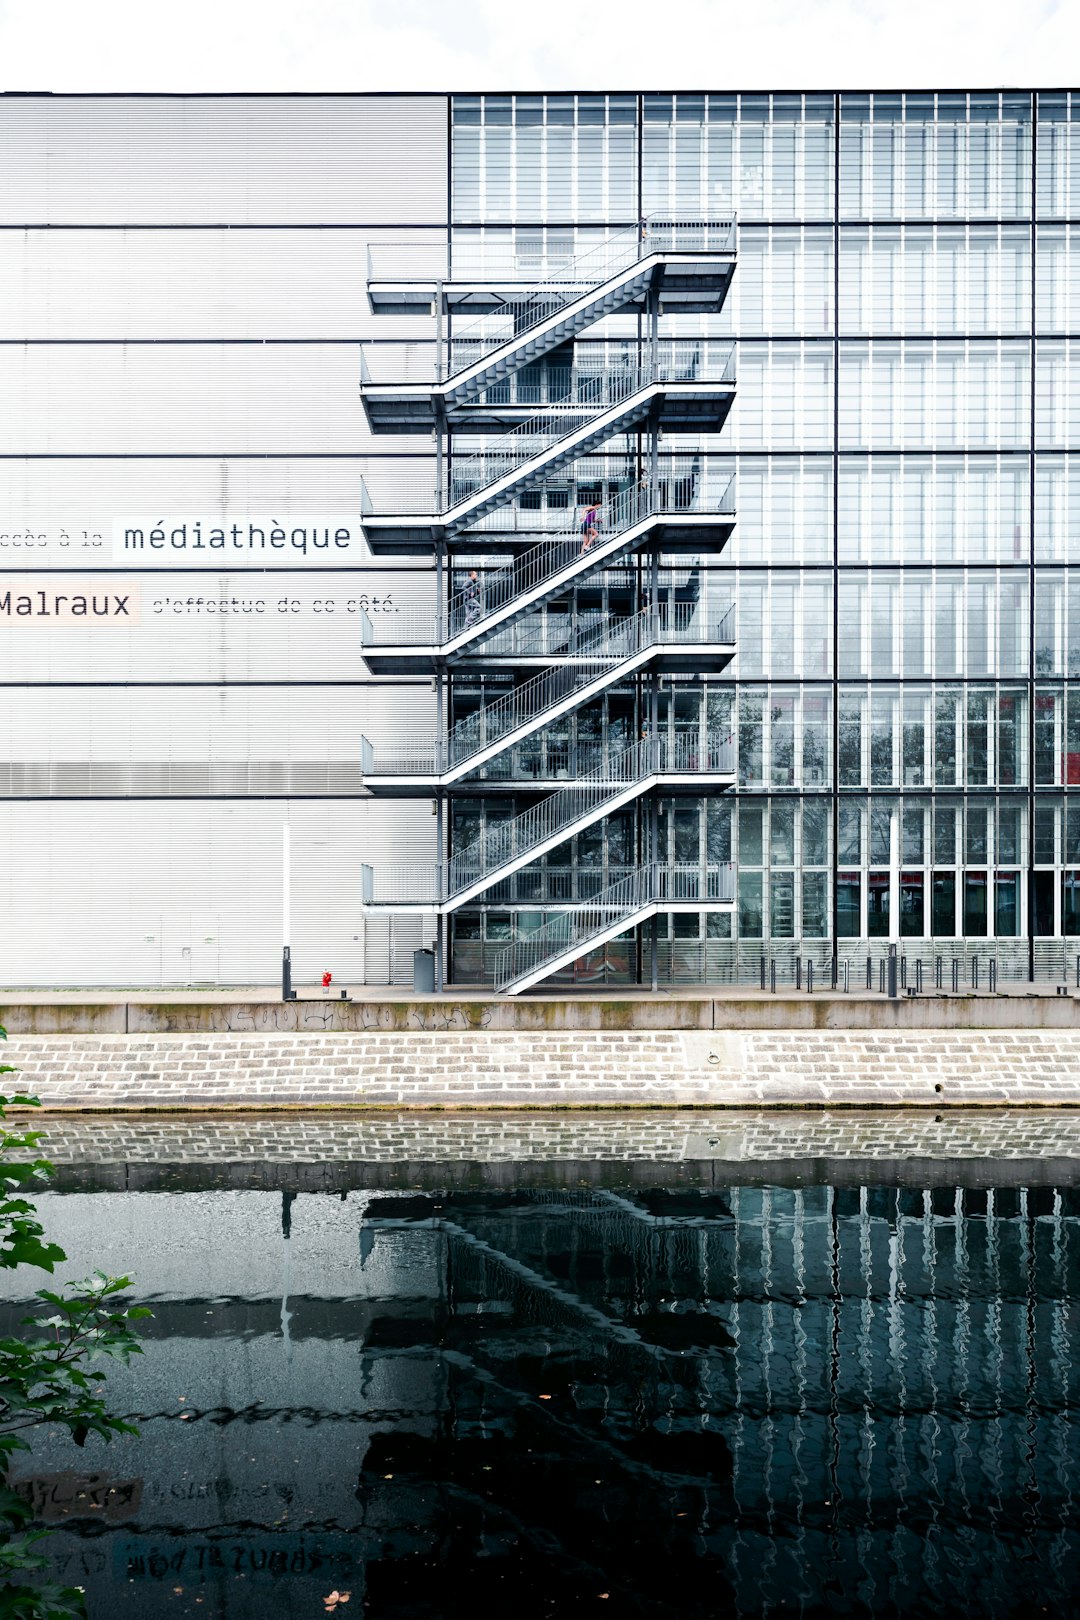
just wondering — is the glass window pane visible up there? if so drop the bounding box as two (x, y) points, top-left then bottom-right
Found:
(932, 872), (957, 935)
(770, 873), (795, 937)
(837, 872), (861, 937)
(739, 871), (763, 937)
(963, 871), (989, 936)
(1033, 870), (1056, 936)
(900, 871), (925, 936)
(995, 873), (1020, 936)
(802, 872), (828, 936)
(1064, 872), (1080, 936)
(867, 872), (891, 937)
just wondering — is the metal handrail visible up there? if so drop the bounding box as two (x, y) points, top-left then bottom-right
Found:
(445, 217), (736, 380)
(361, 475), (735, 650)
(357, 456), (735, 528)
(442, 353), (735, 516)
(361, 735), (734, 906)
(358, 339), (737, 395)
(445, 731), (734, 900)
(364, 603), (736, 776)
(493, 860), (736, 992)
(445, 366), (650, 507)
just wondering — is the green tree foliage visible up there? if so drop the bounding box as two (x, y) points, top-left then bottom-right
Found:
(0, 1026), (149, 1619)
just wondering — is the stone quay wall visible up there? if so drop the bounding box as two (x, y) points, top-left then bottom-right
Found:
(4, 994), (1080, 1035)
(30, 1108), (1080, 1166)
(2, 1028), (1080, 1111)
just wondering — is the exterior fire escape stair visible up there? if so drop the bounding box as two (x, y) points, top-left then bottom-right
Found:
(360, 604), (735, 792)
(361, 481), (736, 673)
(493, 862), (736, 996)
(360, 733), (735, 914)
(361, 220), (735, 427)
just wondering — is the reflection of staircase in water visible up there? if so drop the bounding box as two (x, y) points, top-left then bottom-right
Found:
(359, 1203), (736, 1501)
(361, 1193), (737, 1365)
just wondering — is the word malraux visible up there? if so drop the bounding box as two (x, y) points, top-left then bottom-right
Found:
(0, 582), (140, 622)
(114, 517), (363, 564)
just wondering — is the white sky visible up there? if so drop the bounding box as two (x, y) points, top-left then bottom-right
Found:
(0, 0), (1076, 93)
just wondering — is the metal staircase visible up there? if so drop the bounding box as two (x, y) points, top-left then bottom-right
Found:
(361, 731), (735, 913)
(359, 352), (735, 504)
(360, 218), (735, 429)
(494, 862), (736, 995)
(361, 603), (734, 789)
(360, 216), (738, 992)
(361, 476), (736, 672)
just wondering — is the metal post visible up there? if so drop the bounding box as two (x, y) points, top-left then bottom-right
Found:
(989, 958), (997, 993)
(282, 823), (296, 1000)
(760, 955), (766, 991)
(843, 961), (849, 994)
(952, 958), (959, 993)
(887, 943), (898, 999)
(900, 954), (907, 990)
(434, 554), (446, 994)
(434, 278), (445, 383)
(796, 958), (802, 990)
(866, 955), (873, 991)
(434, 399), (446, 519)
(915, 959), (923, 994)
(648, 284), (660, 384)
(935, 954), (943, 990)
(770, 959), (777, 994)
(971, 955), (979, 992)
(879, 959), (886, 995)
(807, 959), (814, 994)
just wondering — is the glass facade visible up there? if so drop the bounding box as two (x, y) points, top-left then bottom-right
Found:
(435, 92), (1080, 984)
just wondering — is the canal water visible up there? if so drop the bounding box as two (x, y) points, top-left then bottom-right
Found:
(1, 1134), (1077, 1618)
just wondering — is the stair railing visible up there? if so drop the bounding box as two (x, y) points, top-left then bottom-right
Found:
(445, 216), (736, 379)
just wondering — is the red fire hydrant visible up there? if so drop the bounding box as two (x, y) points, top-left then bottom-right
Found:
(321, 970), (333, 994)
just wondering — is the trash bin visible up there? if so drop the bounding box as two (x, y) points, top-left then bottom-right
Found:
(412, 948), (435, 994)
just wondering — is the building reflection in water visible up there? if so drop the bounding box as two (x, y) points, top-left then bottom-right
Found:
(0, 1178), (1076, 1617)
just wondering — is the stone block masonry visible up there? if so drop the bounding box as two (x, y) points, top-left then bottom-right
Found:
(30, 1108), (1080, 1168)
(3, 1029), (1080, 1110)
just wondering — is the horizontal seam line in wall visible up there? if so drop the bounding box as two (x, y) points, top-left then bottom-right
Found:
(0, 82), (1069, 96)
(0, 220), (452, 229)
(0, 567), (435, 576)
(0, 338), (437, 346)
(7, 214), (1079, 232)
(3, 334), (1078, 346)
(0, 679), (426, 687)
(0, 794), (374, 802)
(0, 83), (1076, 98)
(446, 217), (1079, 229)
(2, 449), (1073, 459)
(5, 566), (1044, 577)
(0, 452), (435, 459)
